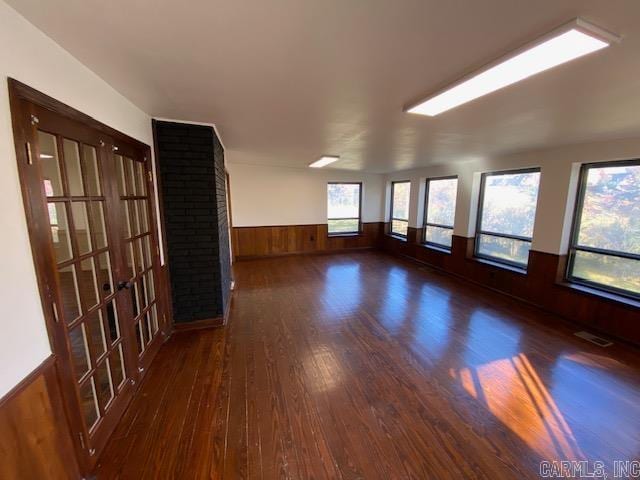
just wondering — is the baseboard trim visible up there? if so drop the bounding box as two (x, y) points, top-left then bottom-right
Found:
(173, 316), (224, 332)
(235, 246), (377, 261)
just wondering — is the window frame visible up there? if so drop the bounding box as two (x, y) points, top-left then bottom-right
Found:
(566, 159), (640, 300)
(390, 180), (411, 238)
(422, 175), (458, 251)
(327, 181), (363, 236)
(474, 167), (541, 270)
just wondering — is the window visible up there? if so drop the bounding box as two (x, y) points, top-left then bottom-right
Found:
(423, 176), (458, 249)
(567, 160), (639, 299)
(475, 168), (541, 268)
(390, 181), (411, 237)
(327, 182), (361, 235)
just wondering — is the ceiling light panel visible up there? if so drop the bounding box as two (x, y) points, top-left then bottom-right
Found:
(406, 18), (619, 116)
(310, 156), (340, 168)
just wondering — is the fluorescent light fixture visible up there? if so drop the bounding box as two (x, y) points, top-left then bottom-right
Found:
(40, 154), (54, 159)
(406, 18), (619, 116)
(310, 155), (340, 168)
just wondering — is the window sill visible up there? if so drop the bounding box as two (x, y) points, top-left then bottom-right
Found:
(328, 232), (362, 238)
(557, 282), (640, 309)
(386, 233), (408, 242)
(472, 256), (528, 275)
(421, 243), (452, 255)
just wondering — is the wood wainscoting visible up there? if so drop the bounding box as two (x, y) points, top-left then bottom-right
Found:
(0, 357), (80, 479)
(232, 222), (384, 260)
(381, 227), (640, 347)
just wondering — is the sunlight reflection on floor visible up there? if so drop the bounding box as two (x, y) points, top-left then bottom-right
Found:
(453, 353), (584, 461)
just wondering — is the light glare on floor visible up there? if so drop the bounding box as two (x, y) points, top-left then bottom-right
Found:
(407, 20), (615, 116)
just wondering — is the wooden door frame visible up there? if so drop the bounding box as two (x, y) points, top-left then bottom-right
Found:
(8, 79), (171, 475)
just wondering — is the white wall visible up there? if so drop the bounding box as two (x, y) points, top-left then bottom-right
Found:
(385, 136), (640, 255)
(0, 1), (153, 398)
(227, 160), (385, 226)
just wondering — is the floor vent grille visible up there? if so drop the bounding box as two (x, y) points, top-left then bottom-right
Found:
(574, 331), (613, 347)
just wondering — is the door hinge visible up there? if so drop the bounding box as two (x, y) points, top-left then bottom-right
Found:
(78, 432), (86, 449)
(25, 141), (33, 165)
(30, 114), (39, 126)
(147, 171), (153, 182)
(51, 301), (60, 323)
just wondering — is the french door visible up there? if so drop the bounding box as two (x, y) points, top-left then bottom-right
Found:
(10, 81), (166, 472)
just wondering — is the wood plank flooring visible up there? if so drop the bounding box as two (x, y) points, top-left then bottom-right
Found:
(95, 251), (640, 479)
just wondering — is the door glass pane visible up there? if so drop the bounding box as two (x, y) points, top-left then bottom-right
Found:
(145, 313), (153, 344)
(145, 271), (155, 305)
(131, 283), (140, 318)
(125, 242), (135, 280)
(135, 161), (147, 196)
(82, 145), (101, 196)
(38, 131), (63, 196)
(85, 309), (107, 358)
(135, 238), (144, 274)
(89, 202), (107, 249)
(80, 378), (100, 430)
(78, 258), (99, 310)
(143, 235), (153, 268)
(110, 344), (126, 390)
(139, 274), (148, 310)
(96, 360), (114, 409)
(63, 139), (84, 196)
(59, 264), (82, 322)
(138, 200), (149, 233)
(125, 157), (136, 195)
(48, 202), (72, 263)
(71, 202), (92, 254)
(105, 300), (120, 344)
(151, 304), (159, 334)
(121, 201), (132, 238)
(69, 323), (90, 380)
(96, 252), (113, 296)
(115, 155), (126, 196)
(136, 320), (145, 355)
(129, 200), (140, 236)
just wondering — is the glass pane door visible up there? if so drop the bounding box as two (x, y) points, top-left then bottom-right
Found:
(38, 129), (129, 438)
(115, 153), (162, 363)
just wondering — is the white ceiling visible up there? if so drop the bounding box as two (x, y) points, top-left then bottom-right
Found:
(7, 0), (640, 173)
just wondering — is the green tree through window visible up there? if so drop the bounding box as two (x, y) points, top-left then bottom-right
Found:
(475, 169), (541, 268)
(568, 161), (640, 297)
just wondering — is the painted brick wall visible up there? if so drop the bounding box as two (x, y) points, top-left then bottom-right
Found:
(213, 135), (232, 314)
(154, 121), (230, 324)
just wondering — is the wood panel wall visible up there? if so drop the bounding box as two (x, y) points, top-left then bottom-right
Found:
(0, 357), (80, 479)
(381, 227), (640, 347)
(232, 222), (384, 260)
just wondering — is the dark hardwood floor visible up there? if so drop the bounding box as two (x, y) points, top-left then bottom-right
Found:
(95, 251), (640, 479)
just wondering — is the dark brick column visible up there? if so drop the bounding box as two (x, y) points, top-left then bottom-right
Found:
(154, 120), (231, 325)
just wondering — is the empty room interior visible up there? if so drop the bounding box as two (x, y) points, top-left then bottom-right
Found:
(1, 1), (640, 479)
